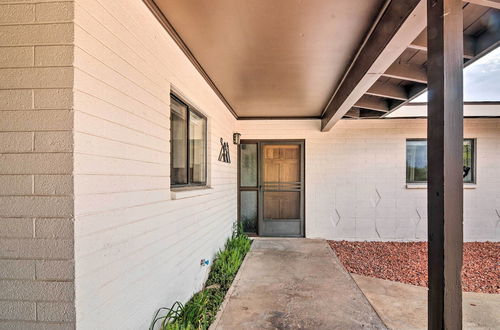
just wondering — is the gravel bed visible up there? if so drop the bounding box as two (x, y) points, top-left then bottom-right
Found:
(328, 241), (499, 294)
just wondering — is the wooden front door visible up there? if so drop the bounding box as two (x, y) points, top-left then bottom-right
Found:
(238, 140), (305, 237)
(259, 141), (304, 236)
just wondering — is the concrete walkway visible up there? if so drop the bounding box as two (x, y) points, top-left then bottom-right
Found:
(212, 238), (387, 329)
(353, 274), (500, 329)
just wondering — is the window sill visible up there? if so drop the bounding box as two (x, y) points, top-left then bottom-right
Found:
(171, 186), (213, 200)
(406, 183), (477, 189)
(405, 183), (427, 189)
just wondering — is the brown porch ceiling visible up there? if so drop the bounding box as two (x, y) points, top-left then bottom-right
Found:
(152, 0), (386, 118)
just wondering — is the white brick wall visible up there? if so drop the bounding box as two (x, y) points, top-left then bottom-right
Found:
(73, 0), (237, 329)
(0, 1), (75, 329)
(237, 118), (500, 242)
(2, 0), (498, 328)
(1, 0), (237, 328)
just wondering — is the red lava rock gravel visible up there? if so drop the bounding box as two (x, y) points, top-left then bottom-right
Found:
(328, 241), (499, 294)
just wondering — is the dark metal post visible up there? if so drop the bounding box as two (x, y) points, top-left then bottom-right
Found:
(427, 0), (464, 329)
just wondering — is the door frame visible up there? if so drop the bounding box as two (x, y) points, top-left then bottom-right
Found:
(238, 139), (305, 237)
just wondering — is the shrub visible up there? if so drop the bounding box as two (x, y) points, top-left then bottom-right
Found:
(150, 226), (251, 330)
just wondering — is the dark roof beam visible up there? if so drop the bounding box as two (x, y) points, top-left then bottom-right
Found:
(321, 0), (426, 131)
(465, 0), (500, 9)
(366, 81), (409, 100)
(359, 109), (387, 118)
(355, 96), (390, 112)
(474, 28), (500, 58)
(382, 62), (427, 84)
(344, 108), (361, 118)
(408, 30), (475, 59)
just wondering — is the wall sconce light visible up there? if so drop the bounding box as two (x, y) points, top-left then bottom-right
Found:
(233, 132), (241, 145)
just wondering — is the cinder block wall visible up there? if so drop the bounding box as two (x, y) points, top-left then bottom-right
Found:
(237, 118), (500, 242)
(1, 0), (238, 328)
(72, 0), (237, 328)
(0, 1), (76, 329)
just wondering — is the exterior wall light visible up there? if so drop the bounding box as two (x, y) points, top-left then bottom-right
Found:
(233, 132), (241, 145)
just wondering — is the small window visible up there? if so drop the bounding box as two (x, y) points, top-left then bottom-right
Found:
(406, 139), (475, 183)
(170, 94), (207, 187)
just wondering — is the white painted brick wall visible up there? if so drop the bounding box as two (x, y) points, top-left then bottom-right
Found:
(0, 1), (76, 329)
(73, 0), (237, 329)
(3, 0), (497, 328)
(237, 118), (500, 242)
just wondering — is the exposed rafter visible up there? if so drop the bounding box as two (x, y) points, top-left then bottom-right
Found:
(360, 109), (387, 118)
(407, 83), (428, 99)
(344, 108), (360, 118)
(475, 29), (500, 57)
(344, 108), (387, 119)
(465, 0), (500, 9)
(408, 30), (475, 59)
(382, 9), (499, 117)
(321, 0), (426, 131)
(336, 0), (499, 122)
(366, 81), (408, 100)
(382, 62), (427, 83)
(355, 95), (389, 112)
(145, 0), (497, 123)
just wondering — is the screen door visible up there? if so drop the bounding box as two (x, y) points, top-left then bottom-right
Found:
(239, 140), (304, 237)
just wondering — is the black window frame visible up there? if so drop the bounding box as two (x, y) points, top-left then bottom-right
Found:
(406, 138), (476, 184)
(170, 93), (208, 188)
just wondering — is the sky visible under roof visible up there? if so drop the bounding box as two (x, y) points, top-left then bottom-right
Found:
(412, 46), (500, 102)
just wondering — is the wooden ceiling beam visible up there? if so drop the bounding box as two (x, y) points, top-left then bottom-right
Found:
(465, 0), (500, 9)
(321, 0), (426, 131)
(408, 30), (475, 59)
(475, 28), (500, 58)
(407, 83), (427, 98)
(382, 14), (498, 118)
(355, 96), (389, 112)
(344, 108), (360, 118)
(382, 62), (427, 83)
(366, 81), (408, 100)
(359, 109), (387, 118)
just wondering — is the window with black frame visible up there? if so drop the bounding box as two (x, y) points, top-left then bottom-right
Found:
(406, 139), (475, 183)
(170, 94), (207, 187)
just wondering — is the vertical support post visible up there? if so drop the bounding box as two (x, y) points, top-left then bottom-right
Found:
(427, 0), (464, 329)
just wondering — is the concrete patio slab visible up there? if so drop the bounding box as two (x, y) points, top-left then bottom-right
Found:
(212, 238), (387, 329)
(352, 274), (500, 329)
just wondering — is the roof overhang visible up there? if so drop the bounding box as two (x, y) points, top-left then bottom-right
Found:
(322, 1), (500, 130)
(142, 0), (500, 129)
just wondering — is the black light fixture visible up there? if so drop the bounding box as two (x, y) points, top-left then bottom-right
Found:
(233, 132), (241, 145)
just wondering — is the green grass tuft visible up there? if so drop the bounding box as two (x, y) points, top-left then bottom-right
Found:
(150, 225), (251, 330)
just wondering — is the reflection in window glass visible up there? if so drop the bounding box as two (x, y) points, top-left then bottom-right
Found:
(171, 98), (188, 185)
(406, 139), (475, 183)
(241, 191), (257, 233)
(406, 140), (428, 183)
(240, 144), (257, 187)
(463, 139), (473, 183)
(189, 110), (206, 184)
(170, 95), (207, 187)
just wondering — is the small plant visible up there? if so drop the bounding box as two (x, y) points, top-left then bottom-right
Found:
(150, 224), (251, 330)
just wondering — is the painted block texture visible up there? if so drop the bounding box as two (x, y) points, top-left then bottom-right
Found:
(237, 119), (500, 242)
(73, 0), (237, 329)
(2, 0), (497, 329)
(0, 1), (75, 329)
